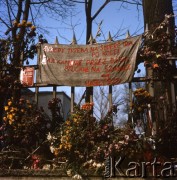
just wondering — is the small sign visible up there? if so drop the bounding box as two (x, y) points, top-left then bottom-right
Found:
(20, 67), (34, 86)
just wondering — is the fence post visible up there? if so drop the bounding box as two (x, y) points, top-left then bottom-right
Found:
(52, 37), (59, 99)
(53, 86), (57, 99)
(85, 34), (95, 103)
(129, 82), (133, 125)
(107, 32), (113, 109)
(35, 42), (42, 105)
(35, 86), (39, 104)
(70, 33), (77, 112)
(125, 31), (134, 124)
(71, 87), (75, 113)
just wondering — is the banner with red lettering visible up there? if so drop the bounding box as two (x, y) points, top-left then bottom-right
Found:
(37, 35), (142, 87)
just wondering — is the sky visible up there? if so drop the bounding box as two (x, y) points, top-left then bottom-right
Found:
(31, 1), (145, 97)
(42, 1), (144, 44)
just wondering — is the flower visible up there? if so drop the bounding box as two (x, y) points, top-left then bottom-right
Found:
(3, 117), (7, 121)
(13, 20), (18, 27)
(26, 22), (32, 27)
(17, 23), (22, 28)
(50, 146), (55, 153)
(21, 20), (26, 25)
(66, 169), (72, 176)
(31, 26), (36, 31)
(47, 132), (52, 141)
(4, 106), (8, 111)
(72, 174), (82, 180)
(153, 63), (159, 69)
(28, 105), (32, 108)
(8, 101), (12, 106)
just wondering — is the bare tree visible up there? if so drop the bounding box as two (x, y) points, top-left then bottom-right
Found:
(0, 0), (75, 122)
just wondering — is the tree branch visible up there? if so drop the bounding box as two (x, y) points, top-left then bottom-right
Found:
(5, 0), (13, 27)
(30, 0), (52, 5)
(92, 0), (110, 21)
(110, 0), (142, 6)
(0, 17), (10, 29)
(69, 0), (85, 3)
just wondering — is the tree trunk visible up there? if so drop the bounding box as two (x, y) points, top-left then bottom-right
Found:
(143, 0), (174, 30)
(85, 0), (93, 103)
(143, 0), (176, 156)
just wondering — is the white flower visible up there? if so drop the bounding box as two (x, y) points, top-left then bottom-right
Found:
(23, 166), (29, 169)
(118, 140), (125, 144)
(42, 164), (51, 170)
(47, 132), (52, 141)
(50, 146), (55, 153)
(47, 132), (57, 141)
(96, 163), (102, 168)
(72, 174), (82, 180)
(66, 169), (72, 176)
(88, 159), (93, 164)
(125, 135), (129, 141)
(92, 162), (97, 167)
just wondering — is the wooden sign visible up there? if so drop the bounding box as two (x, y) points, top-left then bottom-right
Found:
(37, 35), (142, 87)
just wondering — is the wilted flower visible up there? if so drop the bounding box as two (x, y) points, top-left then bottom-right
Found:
(4, 106), (8, 111)
(31, 26), (36, 31)
(47, 133), (57, 142)
(72, 174), (82, 180)
(66, 169), (72, 176)
(50, 146), (55, 153)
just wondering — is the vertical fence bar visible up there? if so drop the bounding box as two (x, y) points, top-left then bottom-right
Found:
(35, 86), (39, 104)
(85, 34), (95, 103)
(71, 87), (75, 113)
(53, 86), (57, 99)
(129, 82), (133, 125)
(107, 32), (113, 109)
(70, 33), (77, 111)
(35, 42), (41, 105)
(109, 86), (113, 108)
(52, 37), (59, 100)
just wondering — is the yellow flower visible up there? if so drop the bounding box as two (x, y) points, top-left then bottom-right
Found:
(59, 144), (63, 149)
(66, 130), (70, 134)
(138, 107), (142, 112)
(28, 105), (32, 108)
(7, 101), (12, 106)
(13, 107), (18, 111)
(67, 144), (72, 150)
(3, 117), (7, 121)
(73, 118), (77, 123)
(65, 120), (70, 125)
(4, 106), (8, 111)
(26, 22), (32, 27)
(31, 26), (36, 31)
(8, 114), (13, 120)
(21, 20), (26, 25)
(17, 23), (22, 28)
(13, 20), (18, 26)
(9, 119), (14, 125)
